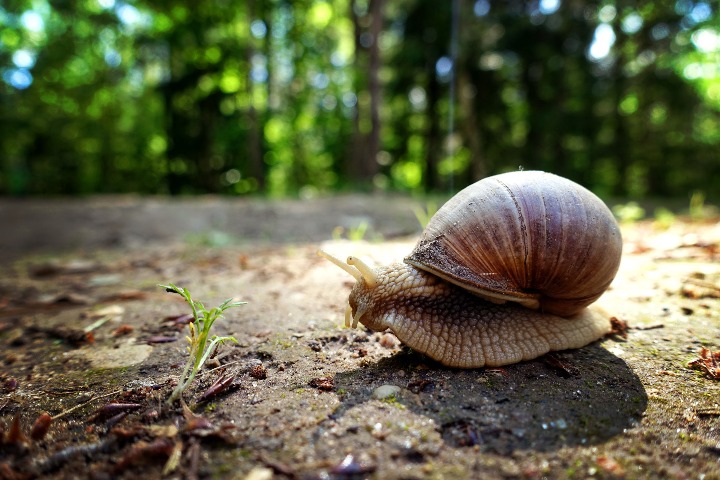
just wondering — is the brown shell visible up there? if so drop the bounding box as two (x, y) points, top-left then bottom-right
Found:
(405, 171), (622, 316)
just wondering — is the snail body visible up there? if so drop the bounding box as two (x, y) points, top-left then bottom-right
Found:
(320, 171), (622, 368)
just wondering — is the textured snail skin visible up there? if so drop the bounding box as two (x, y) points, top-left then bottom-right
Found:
(349, 263), (611, 368)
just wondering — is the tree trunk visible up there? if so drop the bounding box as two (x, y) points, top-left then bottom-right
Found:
(424, 72), (441, 191)
(246, 0), (267, 192)
(459, 70), (487, 182)
(349, 0), (383, 185)
(367, 0), (382, 181)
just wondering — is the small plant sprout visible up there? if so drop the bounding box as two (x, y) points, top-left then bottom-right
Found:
(413, 200), (438, 229)
(347, 221), (369, 241)
(159, 284), (246, 404)
(612, 201), (645, 224)
(332, 221), (370, 241)
(689, 190), (707, 221)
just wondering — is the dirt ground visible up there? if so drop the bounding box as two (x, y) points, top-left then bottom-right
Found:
(0, 195), (719, 479)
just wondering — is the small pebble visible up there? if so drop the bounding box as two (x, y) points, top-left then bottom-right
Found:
(250, 364), (267, 380)
(372, 384), (401, 400)
(330, 454), (376, 475)
(205, 358), (221, 368)
(379, 333), (398, 348)
(243, 467), (273, 480)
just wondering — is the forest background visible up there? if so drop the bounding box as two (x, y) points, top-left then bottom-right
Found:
(1, 0), (719, 203)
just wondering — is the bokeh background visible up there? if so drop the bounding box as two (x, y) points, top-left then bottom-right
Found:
(1, 0), (719, 201)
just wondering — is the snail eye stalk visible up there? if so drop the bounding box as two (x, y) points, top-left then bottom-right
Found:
(318, 250), (362, 282)
(347, 256), (378, 288)
(317, 250), (378, 288)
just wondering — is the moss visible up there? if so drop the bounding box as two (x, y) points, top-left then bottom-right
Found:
(275, 339), (294, 349)
(425, 464), (470, 479)
(381, 394), (406, 409)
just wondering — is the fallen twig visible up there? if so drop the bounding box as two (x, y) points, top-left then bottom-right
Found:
(35, 437), (117, 473)
(696, 408), (720, 417)
(633, 324), (665, 331)
(684, 277), (720, 292)
(51, 389), (124, 421)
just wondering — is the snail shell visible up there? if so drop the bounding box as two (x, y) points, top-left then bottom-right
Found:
(320, 171), (622, 368)
(406, 170), (622, 316)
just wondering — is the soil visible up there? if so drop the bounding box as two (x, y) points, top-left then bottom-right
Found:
(0, 195), (719, 480)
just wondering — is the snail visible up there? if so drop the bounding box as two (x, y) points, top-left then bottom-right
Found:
(319, 171), (622, 368)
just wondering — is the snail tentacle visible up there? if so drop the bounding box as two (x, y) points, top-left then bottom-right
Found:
(347, 256), (378, 288)
(317, 250), (363, 282)
(352, 309), (365, 329)
(344, 304), (353, 328)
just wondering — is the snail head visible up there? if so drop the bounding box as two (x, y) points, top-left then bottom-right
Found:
(317, 250), (378, 329)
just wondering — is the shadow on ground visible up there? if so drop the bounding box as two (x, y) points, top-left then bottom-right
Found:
(332, 343), (647, 454)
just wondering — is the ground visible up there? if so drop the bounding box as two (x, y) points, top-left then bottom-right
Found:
(0, 195), (718, 480)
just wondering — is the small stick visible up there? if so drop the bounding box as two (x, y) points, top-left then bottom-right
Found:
(51, 389), (124, 421)
(684, 278), (720, 292)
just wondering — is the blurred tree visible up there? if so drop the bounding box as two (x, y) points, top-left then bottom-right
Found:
(349, 0), (384, 186)
(0, 0), (718, 199)
(383, 0), (719, 196)
(0, 0), (165, 194)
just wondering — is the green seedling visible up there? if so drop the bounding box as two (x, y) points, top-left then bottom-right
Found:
(347, 221), (369, 241)
(332, 221), (370, 241)
(612, 201), (645, 224)
(653, 207), (676, 230)
(413, 200), (438, 228)
(689, 190), (706, 221)
(159, 283), (246, 404)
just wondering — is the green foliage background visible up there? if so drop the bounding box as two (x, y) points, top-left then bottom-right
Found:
(1, 0), (718, 199)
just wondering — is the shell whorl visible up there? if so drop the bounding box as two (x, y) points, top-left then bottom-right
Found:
(406, 171), (622, 316)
